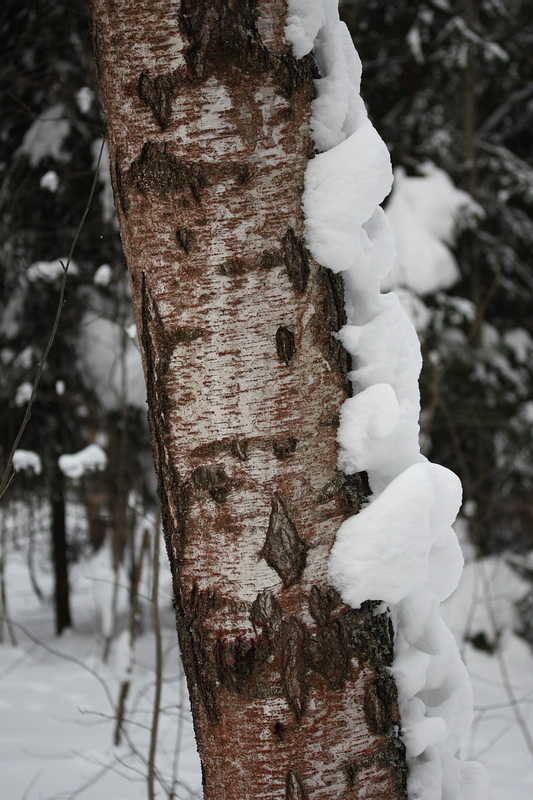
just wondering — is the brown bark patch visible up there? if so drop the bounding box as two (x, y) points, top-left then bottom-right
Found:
(321, 269), (351, 380)
(307, 586), (350, 689)
(180, 0), (270, 80)
(364, 672), (400, 735)
(274, 52), (319, 101)
(180, 586), (221, 724)
(191, 464), (232, 504)
(317, 472), (371, 516)
(128, 142), (206, 205)
(260, 249), (279, 270)
(250, 589), (283, 644)
(216, 635), (268, 693)
(137, 70), (179, 130)
(218, 248), (280, 277)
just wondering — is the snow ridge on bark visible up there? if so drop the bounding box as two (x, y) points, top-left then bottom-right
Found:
(285, 2), (489, 798)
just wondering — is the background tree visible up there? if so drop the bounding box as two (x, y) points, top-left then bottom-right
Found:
(0, 0), (152, 634)
(341, 0), (533, 559)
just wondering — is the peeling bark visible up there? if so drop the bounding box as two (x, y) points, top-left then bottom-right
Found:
(90, 1), (407, 798)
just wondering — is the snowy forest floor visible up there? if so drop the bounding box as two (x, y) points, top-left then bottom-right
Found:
(1, 532), (533, 799)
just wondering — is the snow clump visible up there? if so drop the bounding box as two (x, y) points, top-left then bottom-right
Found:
(58, 444), (107, 480)
(13, 449), (42, 475)
(27, 258), (78, 282)
(384, 163), (482, 295)
(285, 2), (489, 798)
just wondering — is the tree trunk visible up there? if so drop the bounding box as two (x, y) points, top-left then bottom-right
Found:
(90, 2), (407, 798)
(51, 466), (71, 635)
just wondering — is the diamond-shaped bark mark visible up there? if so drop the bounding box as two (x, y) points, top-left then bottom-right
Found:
(261, 493), (307, 587)
(276, 326), (296, 365)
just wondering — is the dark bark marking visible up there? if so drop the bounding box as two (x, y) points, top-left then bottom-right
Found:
(345, 746), (408, 799)
(281, 617), (308, 723)
(317, 472), (371, 515)
(324, 268), (347, 331)
(276, 326), (296, 365)
(364, 672), (399, 735)
(191, 464), (231, 504)
(274, 52), (318, 101)
(261, 493), (307, 588)
(286, 767), (308, 800)
(260, 250), (279, 270)
(320, 268), (351, 387)
(128, 142), (206, 206)
(273, 721), (285, 741)
(180, 0), (270, 80)
(250, 590), (283, 642)
(229, 438), (248, 461)
(307, 586), (350, 689)
(272, 437), (298, 460)
(235, 163), (252, 185)
(137, 71), (178, 130)
(176, 227), (194, 254)
(171, 326), (204, 344)
(181, 586), (221, 723)
(218, 248), (279, 277)
(282, 228), (310, 294)
(216, 636), (257, 692)
(218, 257), (249, 276)
(345, 761), (359, 790)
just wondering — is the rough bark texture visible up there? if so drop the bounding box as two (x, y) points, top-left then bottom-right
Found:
(90, 2), (407, 798)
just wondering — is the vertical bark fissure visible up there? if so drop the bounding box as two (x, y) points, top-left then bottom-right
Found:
(90, 1), (407, 797)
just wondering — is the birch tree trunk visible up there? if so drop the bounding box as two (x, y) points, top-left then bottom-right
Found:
(90, 2), (407, 798)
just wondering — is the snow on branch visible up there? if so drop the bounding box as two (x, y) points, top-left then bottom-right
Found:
(58, 444), (107, 480)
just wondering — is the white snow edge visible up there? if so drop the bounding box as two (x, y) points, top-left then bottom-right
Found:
(285, 2), (490, 798)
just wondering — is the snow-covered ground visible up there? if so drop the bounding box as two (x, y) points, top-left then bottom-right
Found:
(1, 545), (202, 800)
(1, 530), (532, 799)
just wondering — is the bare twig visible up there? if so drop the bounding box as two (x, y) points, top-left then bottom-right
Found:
(478, 559), (533, 757)
(113, 527), (150, 745)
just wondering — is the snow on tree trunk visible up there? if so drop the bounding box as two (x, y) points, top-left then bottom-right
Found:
(90, 1), (407, 798)
(285, 3), (489, 800)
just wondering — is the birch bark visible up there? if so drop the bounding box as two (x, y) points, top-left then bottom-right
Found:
(90, 2), (407, 797)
